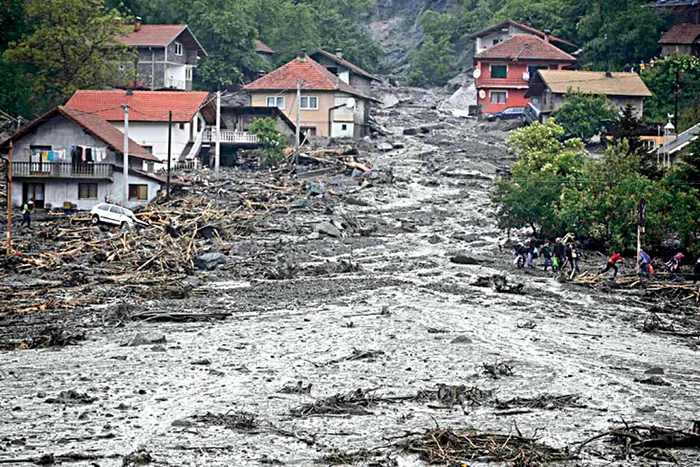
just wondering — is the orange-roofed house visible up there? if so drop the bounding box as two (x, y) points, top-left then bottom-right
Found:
(116, 21), (207, 91)
(0, 107), (168, 210)
(309, 49), (381, 95)
(66, 90), (218, 165)
(244, 52), (378, 138)
(472, 34), (576, 116)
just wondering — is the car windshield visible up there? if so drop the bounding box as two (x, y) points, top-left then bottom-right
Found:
(109, 206), (123, 214)
(98, 204), (110, 211)
(123, 208), (135, 217)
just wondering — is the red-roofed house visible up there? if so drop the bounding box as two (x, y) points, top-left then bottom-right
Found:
(309, 49), (381, 94)
(473, 34), (576, 115)
(66, 90), (217, 164)
(0, 107), (167, 210)
(116, 21), (207, 91)
(256, 40), (276, 65)
(244, 52), (377, 138)
(659, 24), (700, 57)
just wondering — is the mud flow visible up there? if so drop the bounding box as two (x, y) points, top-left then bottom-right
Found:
(1, 86), (699, 466)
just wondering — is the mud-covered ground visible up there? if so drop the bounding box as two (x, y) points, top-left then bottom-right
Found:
(1, 86), (699, 467)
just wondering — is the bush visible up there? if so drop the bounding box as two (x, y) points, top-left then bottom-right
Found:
(249, 118), (286, 167)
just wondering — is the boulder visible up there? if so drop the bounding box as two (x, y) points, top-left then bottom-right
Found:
(314, 222), (342, 238)
(195, 252), (227, 271)
(450, 255), (482, 265)
(123, 333), (167, 347)
(376, 142), (394, 152)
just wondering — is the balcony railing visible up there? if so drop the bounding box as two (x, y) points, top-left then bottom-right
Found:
(202, 129), (259, 144)
(12, 162), (114, 179)
(478, 77), (530, 88)
(165, 78), (187, 90)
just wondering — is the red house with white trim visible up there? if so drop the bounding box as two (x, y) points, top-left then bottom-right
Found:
(472, 31), (577, 115)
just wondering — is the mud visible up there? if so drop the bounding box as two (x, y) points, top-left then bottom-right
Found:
(1, 86), (699, 466)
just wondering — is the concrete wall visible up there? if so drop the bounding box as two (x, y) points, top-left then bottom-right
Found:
(250, 92), (368, 138)
(661, 44), (694, 57)
(134, 44), (196, 89)
(111, 112), (206, 163)
(11, 173), (162, 211)
(349, 74), (373, 94)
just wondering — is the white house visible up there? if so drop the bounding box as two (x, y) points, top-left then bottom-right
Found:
(0, 106), (167, 210)
(65, 90), (216, 165)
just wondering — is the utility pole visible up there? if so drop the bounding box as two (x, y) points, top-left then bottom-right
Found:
(215, 90), (221, 175)
(6, 141), (12, 257)
(166, 110), (172, 199)
(637, 198), (646, 277)
(674, 69), (680, 132)
(295, 78), (302, 168)
(122, 104), (130, 204)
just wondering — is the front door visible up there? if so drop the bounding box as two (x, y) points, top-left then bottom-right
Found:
(23, 183), (45, 209)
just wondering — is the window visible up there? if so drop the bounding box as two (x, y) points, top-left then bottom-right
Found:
(490, 91), (507, 104)
(492, 39), (501, 46)
(109, 205), (124, 214)
(179, 123), (185, 130)
(78, 183), (98, 200)
(299, 96), (318, 110)
(128, 184), (148, 201)
(266, 96), (285, 109)
(185, 67), (192, 81)
(490, 65), (508, 79)
(300, 126), (316, 136)
(341, 124), (347, 131)
(142, 146), (153, 154)
(174, 42), (183, 56)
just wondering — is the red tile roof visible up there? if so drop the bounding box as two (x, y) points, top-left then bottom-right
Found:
(117, 24), (206, 55)
(256, 40), (276, 54)
(310, 49), (380, 82)
(0, 107), (158, 162)
(659, 24), (700, 44)
(476, 34), (576, 62)
(66, 90), (211, 123)
(469, 19), (579, 50)
(244, 56), (373, 99)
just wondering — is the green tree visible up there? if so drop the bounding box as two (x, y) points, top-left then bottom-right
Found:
(641, 54), (700, 130)
(407, 35), (456, 87)
(250, 117), (286, 166)
(552, 90), (619, 141)
(3, 0), (134, 113)
(610, 102), (643, 154)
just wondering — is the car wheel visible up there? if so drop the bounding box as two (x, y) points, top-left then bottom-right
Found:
(91, 214), (100, 225)
(494, 116), (502, 122)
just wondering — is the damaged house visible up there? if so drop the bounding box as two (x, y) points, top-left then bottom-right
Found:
(0, 107), (165, 210)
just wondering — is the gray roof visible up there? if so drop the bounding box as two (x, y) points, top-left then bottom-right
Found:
(661, 122), (700, 155)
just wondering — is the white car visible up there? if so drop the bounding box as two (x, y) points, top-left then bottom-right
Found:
(90, 203), (148, 229)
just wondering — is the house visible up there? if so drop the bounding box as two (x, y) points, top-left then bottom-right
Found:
(469, 19), (579, 56)
(65, 90), (217, 165)
(243, 52), (378, 138)
(0, 106), (165, 210)
(309, 49), (381, 94)
(656, 121), (700, 165)
(117, 22), (207, 91)
(256, 40), (276, 65)
(649, 1), (700, 26)
(525, 70), (653, 123)
(659, 24), (700, 56)
(473, 34), (576, 115)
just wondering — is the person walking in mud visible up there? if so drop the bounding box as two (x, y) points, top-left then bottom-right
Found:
(20, 198), (33, 229)
(568, 243), (582, 279)
(554, 238), (566, 272)
(638, 250), (653, 277)
(541, 243), (553, 271)
(599, 252), (624, 278)
(693, 256), (700, 283)
(665, 252), (683, 280)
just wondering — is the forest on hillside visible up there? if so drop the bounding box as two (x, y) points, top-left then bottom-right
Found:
(0, 0), (680, 120)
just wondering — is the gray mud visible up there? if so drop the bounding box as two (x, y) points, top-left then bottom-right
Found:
(1, 86), (699, 466)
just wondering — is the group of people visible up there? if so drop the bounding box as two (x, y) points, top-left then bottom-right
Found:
(514, 235), (700, 283)
(513, 236), (583, 279)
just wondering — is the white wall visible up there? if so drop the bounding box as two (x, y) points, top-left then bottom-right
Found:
(11, 173), (163, 211)
(111, 112), (206, 164)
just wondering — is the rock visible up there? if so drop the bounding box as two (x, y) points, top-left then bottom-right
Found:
(403, 127), (419, 136)
(636, 405), (657, 413)
(151, 345), (167, 352)
(427, 234), (442, 244)
(635, 376), (671, 386)
(289, 199), (310, 209)
(191, 358), (212, 366)
(314, 221), (342, 238)
(195, 252), (227, 271)
(450, 255), (482, 265)
(376, 142), (394, 152)
(307, 181), (327, 197)
(171, 418), (193, 427)
(450, 335), (473, 344)
(45, 390), (97, 405)
(392, 141), (405, 149)
(123, 333), (167, 347)
(644, 367), (665, 375)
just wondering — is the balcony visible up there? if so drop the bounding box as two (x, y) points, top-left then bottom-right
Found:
(12, 162), (114, 180)
(202, 129), (259, 145)
(165, 78), (187, 90)
(478, 76), (530, 89)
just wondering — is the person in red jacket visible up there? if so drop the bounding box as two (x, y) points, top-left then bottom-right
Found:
(599, 252), (624, 277)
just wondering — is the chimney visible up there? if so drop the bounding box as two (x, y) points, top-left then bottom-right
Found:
(126, 88), (133, 96)
(134, 17), (142, 32)
(335, 48), (343, 59)
(297, 48), (307, 62)
(605, 71), (613, 78)
(543, 29), (551, 43)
